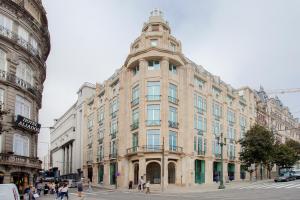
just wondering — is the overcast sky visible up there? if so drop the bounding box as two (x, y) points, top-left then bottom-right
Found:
(38, 0), (300, 157)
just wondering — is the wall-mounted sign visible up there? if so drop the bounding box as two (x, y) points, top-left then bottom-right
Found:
(15, 115), (41, 133)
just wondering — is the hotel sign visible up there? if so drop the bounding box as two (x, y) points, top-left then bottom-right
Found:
(15, 115), (41, 133)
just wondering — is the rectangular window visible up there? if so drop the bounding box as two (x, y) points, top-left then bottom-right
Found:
(213, 139), (221, 155)
(98, 128), (104, 140)
(110, 120), (118, 138)
(227, 126), (235, 140)
(194, 114), (207, 133)
(170, 43), (176, 52)
(0, 14), (13, 31)
(132, 133), (138, 151)
(87, 114), (94, 130)
(169, 106), (177, 123)
(110, 140), (117, 157)
(15, 95), (31, 119)
(212, 87), (221, 98)
(213, 120), (222, 136)
(148, 60), (160, 70)
(147, 130), (160, 150)
(147, 81), (160, 100)
(194, 94), (207, 113)
(168, 83), (178, 104)
(132, 108), (139, 123)
(147, 105), (160, 126)
(0, 49), (7, 71)
(227, 109), (235, 124)
(227, 95), (234, 106)
(98, 145), (104, 161)
(169, 64), (177, 74)
(240, 116), (247, 138)
(132, 65), (139, 75)
(169, 131), (177, 151)
(150, 39), (158, 47)
(98, 107), (104, 123)
(131, 85), (139, 106)
(0, 89), (4, 108)
(110, 98), (118, 117)
(194, 77), (205, 90)
(212, 101), (222, 118)
(13, 134), (29, 157)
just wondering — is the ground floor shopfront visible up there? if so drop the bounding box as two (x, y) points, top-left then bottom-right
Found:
(83, 153), (247, 189)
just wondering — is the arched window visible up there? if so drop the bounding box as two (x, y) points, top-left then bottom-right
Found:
(0, 49), (7, 71)
(13, 134), (29, 157)
(16, 61), (33, 85)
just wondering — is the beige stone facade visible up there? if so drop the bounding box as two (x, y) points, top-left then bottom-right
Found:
(0, 0), (50, 192)
(82, 10), (257, 189)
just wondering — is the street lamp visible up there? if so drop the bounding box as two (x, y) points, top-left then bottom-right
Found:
(217, 132), (226, 189)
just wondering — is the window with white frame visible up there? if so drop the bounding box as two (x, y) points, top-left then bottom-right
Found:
(148, 60), (160, 70)
(0, 89), (4, 106)
(147, 104), (160, 125)
(194, 134), (207, 153)
(132, 85), (139, 104)
(110, 98), (118, 115)
(194, 77), (205, 90)
(227, 126), (235, 140)
(98, 128), (104, 140)
(227, 143), (235, 158)
(212, 120), (222, 136)
(150, 39), (158, 47)
(87, 149), (93, 162)
(132, 108), (139, 124)
(169, 64), (177, 74)
(169, 106), (177, 125)
(0, 14), (13, 32)
(132, 65), (139, 75)
(98, 107), (104, 123)
(147, 129), (160, 149)
(110, 120), (118, 135)
(16, 61), (33, 85)
(212, 87), (221, 98)
(98, 145), (104, 160)
(227, 109), (235, 124)
(13, 134), (29, 156)
(15, 95), (31, 119)
(212, 139), (221, 155)
(212, 101), (222, 118)
(0, 49), (7, 71)
(147, 81), (160, 100)
(87, 114), (94, 130)
(170, 42), (176, 52)
(169, 131), (177, 151)
(194, 114), (207, 133)
(18, 26), (29, 43)
(194, 94), (207, 113)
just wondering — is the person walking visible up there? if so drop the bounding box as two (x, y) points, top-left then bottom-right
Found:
(60, 183), (69, 200)
(77, 179), (83, 197)
(44, 183), (49, 195)
(145, 181), (150, 194)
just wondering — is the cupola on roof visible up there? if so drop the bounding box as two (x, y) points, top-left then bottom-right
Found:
(142, 8), (171, 33)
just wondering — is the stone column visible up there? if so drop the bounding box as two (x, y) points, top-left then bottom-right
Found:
(66, 146), (69, 174)
(205, 159), (213, 184)
(138, 59), (147, 148)
(62, 147), (65, 175)
(139, 158), (146, 181)
(70, 143), (73, 173)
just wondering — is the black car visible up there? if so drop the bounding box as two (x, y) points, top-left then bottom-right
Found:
(293, 170), (300, 179)
(274, 172), (295, 182)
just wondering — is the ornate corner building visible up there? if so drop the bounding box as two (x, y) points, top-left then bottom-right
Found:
(82, 10), (257, 188)
(0, 0), (50, 192)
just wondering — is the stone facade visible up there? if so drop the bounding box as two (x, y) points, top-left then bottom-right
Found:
(50, 83), (95, 179)
(0, 0), (50, 192)
(82, 10), (256, 189)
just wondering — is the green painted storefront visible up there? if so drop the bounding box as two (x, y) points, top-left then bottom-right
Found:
(213, 162), (222, 182)
(98, 165), (104, 183)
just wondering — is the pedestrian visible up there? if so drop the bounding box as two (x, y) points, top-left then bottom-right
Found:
(145, 181), (150, 194)
(138, 176), (143, 192)
(36, 182), (42, 196)
(44, 183), (49, 195)
(87, 179), (93, 192)
(60, 183), (69, 200)
(77, 178), (83, 197)
(55, 182), (59, 198)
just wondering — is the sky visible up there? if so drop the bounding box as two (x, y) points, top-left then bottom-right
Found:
(38, 0), (300, 157)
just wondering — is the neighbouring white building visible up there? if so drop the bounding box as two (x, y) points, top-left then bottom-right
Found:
(50, 82), (95, 179)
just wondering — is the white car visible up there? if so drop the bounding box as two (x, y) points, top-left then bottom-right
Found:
(0, 184), (20, 200)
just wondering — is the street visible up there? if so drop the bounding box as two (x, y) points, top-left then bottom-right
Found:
(39, 180), (300, 200)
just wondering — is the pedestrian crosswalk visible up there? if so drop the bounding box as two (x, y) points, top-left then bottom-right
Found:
(239, 181), (300, 189)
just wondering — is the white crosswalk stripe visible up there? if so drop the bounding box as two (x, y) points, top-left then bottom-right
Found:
(239, 181), (300, 190)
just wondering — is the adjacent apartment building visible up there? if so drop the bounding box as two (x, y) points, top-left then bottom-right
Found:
(50, 83), (95, 179)
(0, 0), (50, 192)
(81, 10), (257, 188)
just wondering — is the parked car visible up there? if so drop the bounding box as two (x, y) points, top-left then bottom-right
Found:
(0, 184), (20, 200)
(274, 172), (295, 182)
(293, 170), (300, 179)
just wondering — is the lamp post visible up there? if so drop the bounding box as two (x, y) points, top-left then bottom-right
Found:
(217, 132), (226, 189)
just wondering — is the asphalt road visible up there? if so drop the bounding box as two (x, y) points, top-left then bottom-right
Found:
(39, 180), (300, 200)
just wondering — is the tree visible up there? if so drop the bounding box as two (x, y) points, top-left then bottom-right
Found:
(239, 125), (274, 180)
(285, 139), (300, 155)
(273, 143), (298, 169)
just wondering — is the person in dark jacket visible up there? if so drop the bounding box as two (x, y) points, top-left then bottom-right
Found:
(44, 183), (49, 195)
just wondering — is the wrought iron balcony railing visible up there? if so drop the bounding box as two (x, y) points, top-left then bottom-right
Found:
(142, 145), (163, 152)
(146, 95), (161, 101)
(127, 146), (139, 154)
(169, 146), (183, 153)
(131, 98), (139, 107)
(130, 121), (139, 131)
(228, 155), (235, 161)
(0, 25), (40, 58)
(110, 130), (118, 139)
(215, 153), (222, 159)
(96, 156), (104, 162)
(168, 96), (179, 105)
(0, 153), (41, 169)
(168, 121), (179, 129)
(109, 151), (117, 159)
(195, 107), (205, 114)
(111, 111), (118, 118)
(146, 120), (161, 126)
(197, 150), (206, 156)
(98, 137), (104, 144)
(0, 69), (41, 100)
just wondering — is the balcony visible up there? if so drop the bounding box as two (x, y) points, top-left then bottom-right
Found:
(98, 120), (104, 126)
(111, 111), (118, 118)
(169, 146), (183, 153)
(0, 25), (41, 59)
(146, 95), (161, 101)
(168, 96), (179, 105)
(96, 156), (104, 163)
(146, 120), (161, 126)
(142, 145), (163, 152)
(110, 130), (118, 139)
(98, 137), (104, 144)
(130, 121), (139, 131)
(0, 153), (41, 169)
(168, 121), (179, 129)
(195, 107), (205, 115)
(127, 146), (139, 155)
(109, 151), (117, 159)
(196, 129), (205, 135)
(131, 98), (139, 107)
(215, 154), (222, 159)
(0, 69), (41, 100)
(214, 115), (221, 121)
(197, 150), (206, 156)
